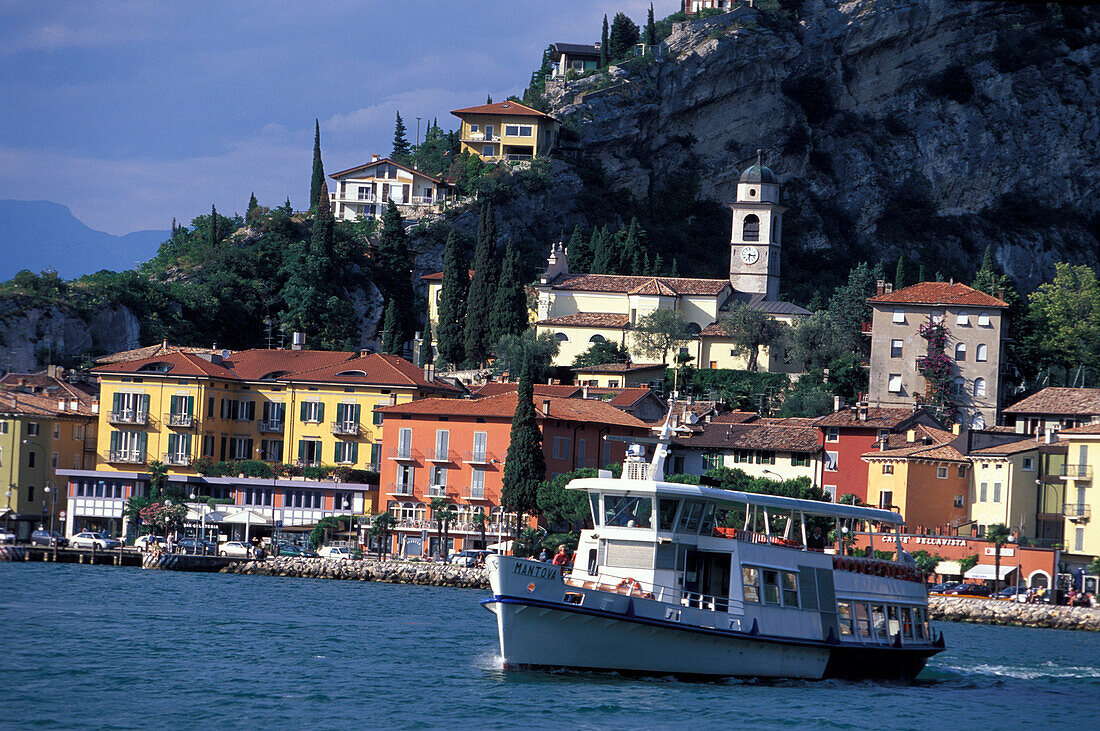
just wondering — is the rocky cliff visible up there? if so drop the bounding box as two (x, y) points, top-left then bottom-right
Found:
(542, 0), (1099, 298)
(0, 296), (140, 371)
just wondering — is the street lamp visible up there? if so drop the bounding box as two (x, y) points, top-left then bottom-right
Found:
(43, 484), (56, 534)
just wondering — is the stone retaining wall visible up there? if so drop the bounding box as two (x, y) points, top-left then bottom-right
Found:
(221, 557), (490, 589)
(930, 596), (1100, 632)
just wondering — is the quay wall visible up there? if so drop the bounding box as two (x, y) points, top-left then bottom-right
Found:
(930, 596), (1100, 632)
(221, 557), (490, 589)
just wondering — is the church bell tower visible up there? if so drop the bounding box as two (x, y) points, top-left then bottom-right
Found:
(729, 150), (786, 301)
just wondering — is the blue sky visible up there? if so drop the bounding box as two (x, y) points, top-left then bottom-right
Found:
(0, 0), (670, 234)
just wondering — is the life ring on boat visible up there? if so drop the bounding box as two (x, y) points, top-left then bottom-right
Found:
(617, 577), (643, 595)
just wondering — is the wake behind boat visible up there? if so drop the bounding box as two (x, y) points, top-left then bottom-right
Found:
(483, 421), (945, 680)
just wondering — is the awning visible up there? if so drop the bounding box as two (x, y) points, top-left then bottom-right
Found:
(965, 563), (1016, 580)
(488, 540), (514, 552)
(220, 510), (271, 526)
(186, 508), (226, 523)
(936, 560), (962, 576)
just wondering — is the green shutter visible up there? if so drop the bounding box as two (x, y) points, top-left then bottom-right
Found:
(110, 431), (119, 453)
(350, 442), (359, 463)
(186, 396), (195, 416)
(298, 440), (306, 461)
(138, 432), (147, 458)
(262, 401), (270, 422)
(168, 433), (178, 454)
(317, 403), (325, 423)
(112, 393), (120, 413)
(248, 400), (256, 421)
(300, 401), (308, 422)
(183, 434), (192, 453)
(140, 394), (150, 414)
(353, 404), (361, 423)
(315, 442), (323, 463)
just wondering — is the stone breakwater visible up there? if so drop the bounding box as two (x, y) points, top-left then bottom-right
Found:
(221, 557), (490, 589)
(930, 596), (1100, 632)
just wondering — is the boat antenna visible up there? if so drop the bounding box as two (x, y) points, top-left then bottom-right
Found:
(647, 405), (675, 481)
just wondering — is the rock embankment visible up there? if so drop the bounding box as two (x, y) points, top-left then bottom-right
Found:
(930, 596), (1100, 632)
(221, 557), (490, 589)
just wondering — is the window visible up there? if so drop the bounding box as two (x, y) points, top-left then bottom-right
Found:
(956, 312), (969, 326)
(298, 439), (321, 465)
(300, 401), (323, 423)
(53, 423), (60, 439)
(504, 124), (533, 137)
(554, 332), (569, 342)
(334, 442), (359, 464)
(51, 451), (58, 469)
(202, 435), (215, 458)
(954, 343), (966, 361)
(978, 312), (991, 327)
(882, 464), (894, 475)
(603, 495), (652, 528)
(888, 374), (903, 393)
(957, 465), (967, 478)
(953, 377), (965, 395)
(0, 421), (6, 434)
(470, 468), (485, 499)
(27, 422), (40, 436)
(396, 427), (413, 459)
(482, 145), (494, 157)
(974, 378), (986, 398)
(892, 309), (905, 324)
(702, 453), (723, 470)
(742, 567), (760, 603)
(890, 339), (903, 358)
(577, 438), (587, 463)
(954, 494), (964, 508)
(979, 482), (987, 502)
(791, 454), (810, 467)
(976, 343), (988, 362)
(880, 490), (893, 509)
(837, 601), (854, 636)
(588, 334), (605, 343)
(1022, 457), (1035, 471)
(742, 214), (760, 242)
(755, 451), (776, 465)
(335, 402), (361, 427)
(826, 427), (839, 443)
(472, 431), (488, 462)
(552, 437), (571, 461)
(1075, 526), (1085, 552)
(260, 439), (282, 462)
(993, 482), (1002, 503)
(781, 572), (798, 607)
(469, 124), (479, 133)
(762, 570), (781, 605)
(228, 437), (253, 460)
(825, 451), (838, 471)
(935, 466), (948, 479)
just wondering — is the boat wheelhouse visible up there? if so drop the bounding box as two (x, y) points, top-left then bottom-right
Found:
(484, 432), (945, 680)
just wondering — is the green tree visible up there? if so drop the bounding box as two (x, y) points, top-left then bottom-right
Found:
(718, 303), (786, 372)
(828, 261), (875, 356)
(910, 549), (942, 577)
(502, 360), (546, 539)
(368, 512), (395, 559)
(310, 119), (325, 214)
(430, 497), (456, 558)
(959, 553), (980, 574)
(246, 192), (260, 226)
(600, 15), (609, 67)
(494, 330), (560, 383)
(609, 12), (641, 62)
(208, 204), (219, 248)
(1027, 263), (1100, 381)
(632, 308), (692, 364)
(894, 252), (909, 291)
(646, 3), (657, 46)
(436, 231), (469, 366)
(392, 111), (412, 163)
(572, 339), (631, 368)
(464, 203), (499, 365)
(787, 311), (846, 371)
(472, 512), (488, 549)
(418, 319), (434, 367)
(375, 201), (415, 345)
(566, 225), (593, 274)
(381, 298), (401, 354)
(620, 217), (648, 274)
(986, 523), (1012, 594)
(538, 469), (598, 532)
(591, 225), (623, 274)
(491, 240), (528, 344)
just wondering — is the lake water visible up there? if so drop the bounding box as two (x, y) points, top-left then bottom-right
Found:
(3, 563), (1098, 730)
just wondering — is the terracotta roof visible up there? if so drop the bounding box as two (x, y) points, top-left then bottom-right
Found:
(571, 362), (664, 374)
(285, 353), (460, 392)
(969, 439), (1039, 456)
(420, 270), (474, 281)
(0, 381), (98, 418)
(451, 101), (552, 118)
(1055, 423), (1100, 436)
(94, 343), (227, 365)
(867, 282), (1007, 308)
(675, 421), (820, 454)
(471, 383), (582, 398)
(813, 407), (935, 429)
(329, 157), (446, 185)
(536, 313), (630, 328)
(547, 274), (729, 296)
(757, 416), (818, 427)
(224, 349), (356, 380)
(862, 426), (965, 461)
(379, 392), (649, 429)
(711, 411), (759, 424)
(0, 372), (98, 410)
(92, 351), (241, 379)
(607, 388), (662, 408)
(1003, 388), (1100, 416)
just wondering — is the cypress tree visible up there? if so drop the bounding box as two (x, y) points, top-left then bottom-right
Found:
(894, 252), (909, 290)
(282, 197), (293, 215)
(419, 319), (434, 367)
(918, 263), (928, 283)
(246, 192), (260, 226)
(392, 112), (412, 162)
(486, 94), (493, 104)
(653, 252), (665, 276)
(600, 15), (609, 67)
(501, 359), (546, 539)
(620, 218), (647, 274)
(208, 204), (218, 247)
(567, 225), (593, 273)
(375, 201), (414, 345)
(382, 298), (401, 354)
(491, 241), (528, 344)
(437, 231), (469, 366)
(310, 119), (325, 214)
(646, 3), (657, 46)
(609, 12), (640, 62)
(464, 203), (499, 366)
(591, 224), (621, 274)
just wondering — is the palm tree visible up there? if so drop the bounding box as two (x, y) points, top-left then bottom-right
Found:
(148, 460), (168, 501)
(368, 513), (395, 560)
(472, 512), (487, 549)
(430, 497), (456, 558)
(986, 523), (1012, 594)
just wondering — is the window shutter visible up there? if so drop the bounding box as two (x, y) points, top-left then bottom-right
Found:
(222, 399), (229, 419)
(138, 432), (147, 457)
(141, 394), (150, 414)
(300, 401), (307, 422)
(182, 434), (192, 453)
(248, 400), (256, 420)
(315, 442), (323, 462)
(351, 442), (359, 463)
(262, 401), (270, 422)
(298, 440), (306, 461)
(186, 396), (195, 415)
(353, 404), (361, 423)
(168, 433), (178, 454)
(317, 403), (325, 422)
(112, 393), (120, 413)
(110, 431), (119, 453)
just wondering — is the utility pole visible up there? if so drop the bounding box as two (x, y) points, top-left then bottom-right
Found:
(416, 117), (422, 151)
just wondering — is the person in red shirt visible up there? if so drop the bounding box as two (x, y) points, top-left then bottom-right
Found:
(551, 545), (569, 566)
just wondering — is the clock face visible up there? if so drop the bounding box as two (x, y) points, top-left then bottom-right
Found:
(740, 246), (759, 265)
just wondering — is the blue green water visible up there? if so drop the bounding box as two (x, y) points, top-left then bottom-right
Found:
(3, 563), (1098, 730)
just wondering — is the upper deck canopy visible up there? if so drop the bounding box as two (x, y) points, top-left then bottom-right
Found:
(565, 478), (906, 526)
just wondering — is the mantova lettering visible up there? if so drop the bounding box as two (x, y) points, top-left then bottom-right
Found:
(512, 562), (560, 580)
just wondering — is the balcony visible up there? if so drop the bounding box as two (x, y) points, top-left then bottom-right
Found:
(463, 133), (500, 143)
(109, 410), (148, 425)
(331, 421), (360, 436)
(165, 413), (194, 428)
(107, 450), (145, 464)
(387, 482), (415, 496)
(1060, 464), (1093, 480)
(463, 450), (498, 465)
(464, 488), (489, 501)
(388, 447), (423, 462)
(426, 448), (457, 463)
(259, 420), (284, 433)
(163, 453), (192, 467)
(1064, 504), (1091, 521)
(426, 486), (451, 499)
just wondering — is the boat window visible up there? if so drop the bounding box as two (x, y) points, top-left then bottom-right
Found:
(914, 608), (927, 640)
(901, 607), (914, 638)
(782, 571), (799, 607)
(887, 606), (901, 638)
(563, 592), (583, 605)
(762, 570), (781, 605)
(658, 499), (680, 530)
(604, 496), (652, 528)
(854, 603), (871, 637)
(837, 601), (854, 636)
(742, 567), (760, 603)
(872, 605), (887, 638)
(589, 493), (601, 526)
(699, 503), (716, 535)
(587, 548), (598, 576)
(678, 501), (703, 532)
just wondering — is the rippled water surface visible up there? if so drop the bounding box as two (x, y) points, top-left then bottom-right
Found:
(3, 563), (1099, 729)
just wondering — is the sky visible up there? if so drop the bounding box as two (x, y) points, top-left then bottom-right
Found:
(0, 0), (671, 235)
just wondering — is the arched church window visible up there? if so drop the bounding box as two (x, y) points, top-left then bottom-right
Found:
(954, 343), (966, 361)
(976, 344), (988, 362)
(686, 322), (701, 336)
(589, 334), (605, 343)
(742, 214), (760, 242)
(554, 332), (569, 342)
(974, 378), (986, 398)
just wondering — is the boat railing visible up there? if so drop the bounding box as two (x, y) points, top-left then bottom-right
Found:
(832, 555), (924, 583)
(712, 526), (802, 549)
(563, 575), (728, 611)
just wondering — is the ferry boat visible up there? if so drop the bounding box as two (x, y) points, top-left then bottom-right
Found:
(483, 424), (945, 680)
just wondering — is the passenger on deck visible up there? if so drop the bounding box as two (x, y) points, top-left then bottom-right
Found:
(551, 545), (569, 566)
(807, 525), (826, 552)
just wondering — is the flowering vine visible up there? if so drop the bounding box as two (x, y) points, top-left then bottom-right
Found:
(915, 319), (958, 422)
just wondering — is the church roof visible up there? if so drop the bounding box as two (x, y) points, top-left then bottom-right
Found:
(723, 292), (812, 316)
(739, 150), (777, 184)
(546, 274), (729, 296)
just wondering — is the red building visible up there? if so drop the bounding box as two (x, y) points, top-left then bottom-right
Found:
(376, 392), (650, 557)
(812, 404), (941, 503)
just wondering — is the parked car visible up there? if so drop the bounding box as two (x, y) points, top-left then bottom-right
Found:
(996, 586), (1029, 602)
(178, 537), (217, 555)
(0, 528), (16, 544)
(71, 531), (120, 550)
(450, 549), (491, 567)
(929, 582), (963, 594)
(134, 535), (166, 551)
(219, 541), (252, 558)
(278, 544), (319, 558)
(944, 583), (992, 597)
(30, 529), (68, 547)
(318, 546), (353, 560)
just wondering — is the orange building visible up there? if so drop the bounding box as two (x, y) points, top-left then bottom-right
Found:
(376, 392), (650, 557)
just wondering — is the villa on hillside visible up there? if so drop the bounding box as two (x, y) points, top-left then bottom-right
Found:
(549, 43), (601, 78)
(328, 155), (451, 222)
(450, 101), (560, 163)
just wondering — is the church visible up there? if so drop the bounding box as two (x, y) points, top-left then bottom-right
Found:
(534, 154), (810, 370)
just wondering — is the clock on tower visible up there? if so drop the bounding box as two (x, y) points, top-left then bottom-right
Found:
(729, 151), (786, 302)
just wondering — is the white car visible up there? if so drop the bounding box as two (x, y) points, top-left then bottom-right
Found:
(219, 541), (252, 557)
(0, 528), (15, 544)
(318, 546), (353, 560)
(71, 531), (121, 550)
(134, 535), (166, 551)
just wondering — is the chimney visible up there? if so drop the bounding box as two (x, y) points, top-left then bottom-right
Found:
(582, 384), (589, 399)
(834, 395), (846, 413)
(880, 438), (888, 452)
(390, 393), (398, 405)
(161, 339), (169, 351)
(885, 282), (893, 293)
(58, 400), (66, 411)
(857, 402), (868, 422)
(906, 429), (916, 443)
(92, 401), (99, 414)
(292, 332), (305, 351)
(705, 414), (712, 424)
(876, 279), (887, 296)
(542, 399), (551, 415)
(423, 364), (434, 382)
(372, 153), (380, 162)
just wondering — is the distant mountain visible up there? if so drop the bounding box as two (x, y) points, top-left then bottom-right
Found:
(0, 200), (169, 280)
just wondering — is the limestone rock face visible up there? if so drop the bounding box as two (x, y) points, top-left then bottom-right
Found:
(0, 296), (139, 371)
(544, 0), (1100, 293)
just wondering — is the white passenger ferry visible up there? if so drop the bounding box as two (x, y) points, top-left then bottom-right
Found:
(484, 425), (945, 680)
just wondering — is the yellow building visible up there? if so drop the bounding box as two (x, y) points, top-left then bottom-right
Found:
(450, 101), (559, 162)
(1054, 424), (1100, 564)
(571, 363), (666, 388)
(967, 440), (1040, 538)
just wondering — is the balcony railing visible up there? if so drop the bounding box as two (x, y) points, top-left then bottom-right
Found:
(1064, 504), (1091, 520)
(331, 422), (360, 436)
(425, 448), (457, 463)
(258, 420), (284, 433)
(464, 487), (487, 501)
(463, 133), (500, 143)
(1060, 464), (1093, 480)
(388, 447), (422, 462)
(387, 482), (415, 496)
(109, 410), (148, 425)
(165, 413), (194, 428)
(163, 453), (192, 467)
(108, 449), (145, 464)
(427, 486), (450, 499)
(463, 450), (497, 465)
